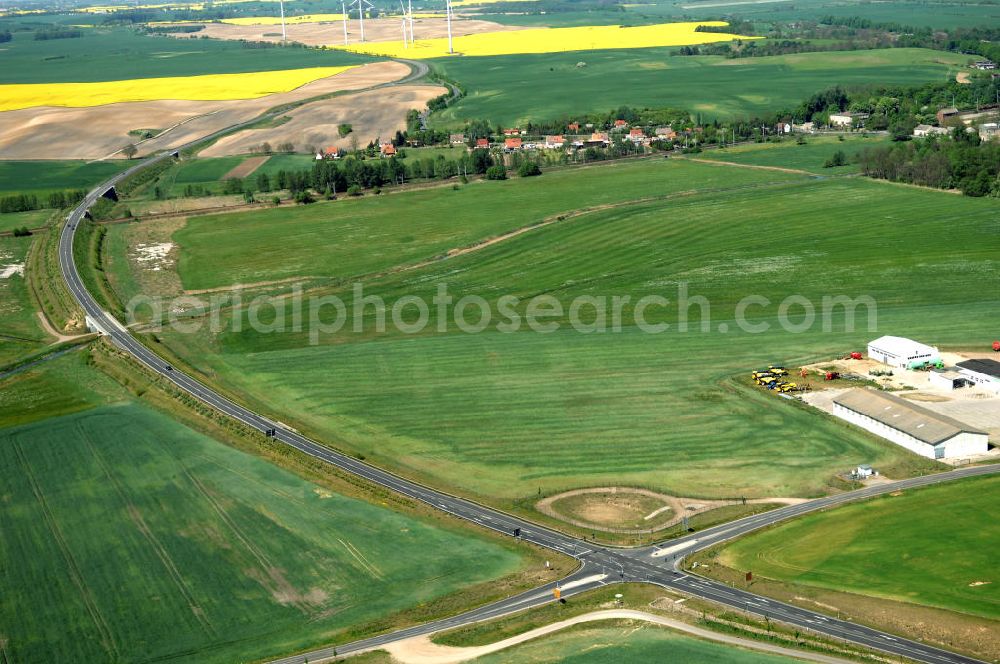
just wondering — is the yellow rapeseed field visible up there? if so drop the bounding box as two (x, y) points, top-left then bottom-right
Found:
(0, 66), (355, 112)
(330, 21), (754, 59)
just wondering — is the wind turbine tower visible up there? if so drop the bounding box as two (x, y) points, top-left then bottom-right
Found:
(445, 0), (454, 53)
(408, 0), (414, 44)
(342, 0), (349, 45)
(278, 0), (287, 43)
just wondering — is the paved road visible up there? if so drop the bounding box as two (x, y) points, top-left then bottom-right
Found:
(57, 95), (996, 664)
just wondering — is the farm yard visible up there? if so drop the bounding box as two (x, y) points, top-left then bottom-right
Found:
(132, 151), (999, 510)
(0, 352), (535, 663)
(431, 48), (969, 126)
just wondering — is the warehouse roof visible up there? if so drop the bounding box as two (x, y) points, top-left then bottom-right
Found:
(957, 358), (1000, 379)
(833, 389), (985, 445)
(867, 335), (937, 357)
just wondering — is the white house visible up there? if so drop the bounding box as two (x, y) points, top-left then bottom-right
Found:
(829, 112), (869, 127)
(833, 389), (988, 460)
(956, 359), (1000, 394)
(913, 124), (950, 138)
(867, 336), (939, 369)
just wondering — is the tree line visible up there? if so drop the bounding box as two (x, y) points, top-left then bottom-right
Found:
(0, 189), (87, 214)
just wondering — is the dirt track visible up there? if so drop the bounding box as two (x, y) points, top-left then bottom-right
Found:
(0, 61), (409, 160)
(382, 609), (854, 664)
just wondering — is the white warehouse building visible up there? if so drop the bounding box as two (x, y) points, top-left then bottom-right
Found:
(833, 389), (988, 460)
(956, 359), (1000, 395)
(867, 335), (939, 369)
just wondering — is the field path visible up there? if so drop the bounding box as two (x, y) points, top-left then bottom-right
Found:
(383, 609), (854, 663)
(684, 156), (818, 176)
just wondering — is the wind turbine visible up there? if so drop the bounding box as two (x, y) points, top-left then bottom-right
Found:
(341, 0), (349, 44)
(349, 0), (373, 42)
(399, 0), (408, 47)
(445, 0), (454, 53)
(407, 0), (414, 44)
(278, 0), (286, 43)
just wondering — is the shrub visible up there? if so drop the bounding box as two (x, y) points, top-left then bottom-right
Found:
(12, 226), (31, 237)
(485, 165), (508, 180)
(517, 161), (542, 177)
(347, 185), (363, 196)
(823, 150), (847, 168)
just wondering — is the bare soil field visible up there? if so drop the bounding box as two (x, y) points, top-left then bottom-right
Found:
(222, 154), (269, 179)
(0, 62), (408, 160)
(168, 17), (524, 46)
(199, 84), (446, 157)
(537, 487), (807, 535)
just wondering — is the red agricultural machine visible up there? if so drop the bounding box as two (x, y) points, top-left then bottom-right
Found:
(993, 340), (1000, 352)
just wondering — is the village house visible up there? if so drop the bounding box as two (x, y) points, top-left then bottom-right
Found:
(504, 137), (523, 151)
(979, 123), (1000, 142)
(449, 133), (466, 145)
(627, 127), (646, 143)
(828, 111), (869, 127)
(587, 132), (611, 146)
(972, 60), (996, 70)
(612, 119), (629, 130)
(567, 122), (580, 132)
(654, 127), (677, 140)
(474, 137), (490, 150)
(503, 128), (522, 136)
(322, 146), (343, 159)
(544, 135), (566, 149)
(379, 143), (396, 157)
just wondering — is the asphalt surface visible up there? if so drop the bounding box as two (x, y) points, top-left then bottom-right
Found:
(56, 73), (997, 664)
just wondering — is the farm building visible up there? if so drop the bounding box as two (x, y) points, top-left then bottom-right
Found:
(833, 389), (988, 460)
(829, 112), (869, 127)
(973, 60), (996, 70)
(956, 359), (1000, 394)
(928, 369), (971, 391)
(867, 336), (939, 369)
(937, 107), (960, 125)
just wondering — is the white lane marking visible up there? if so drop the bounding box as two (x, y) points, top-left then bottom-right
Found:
(652, 539), (699, 557)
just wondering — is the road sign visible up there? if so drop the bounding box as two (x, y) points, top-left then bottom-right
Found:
(553, 587), (561, 600)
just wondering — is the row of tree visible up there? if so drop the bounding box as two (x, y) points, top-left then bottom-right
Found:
(0, 190), (87, 214)
(858, 130), (1000, 196)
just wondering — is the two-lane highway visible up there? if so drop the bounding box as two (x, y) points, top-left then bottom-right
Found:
(58, 135), (996, 664)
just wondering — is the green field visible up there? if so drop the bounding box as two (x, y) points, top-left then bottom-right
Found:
(0, 352), (527, 663)
(0, 160), (130, 198)
(0, 235), (49, 367)
(471, 622), (805, 663)
(431, 48), (967, 127)
(476, 0), (1000, 29)
(718, 475), (1000, 619)
(174, 158), (805, 290)
(0, 24), (372, 85)
(0, 209), (56, 234)
(144, 151), (1000, 508)
(698, 134), (888, 175)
